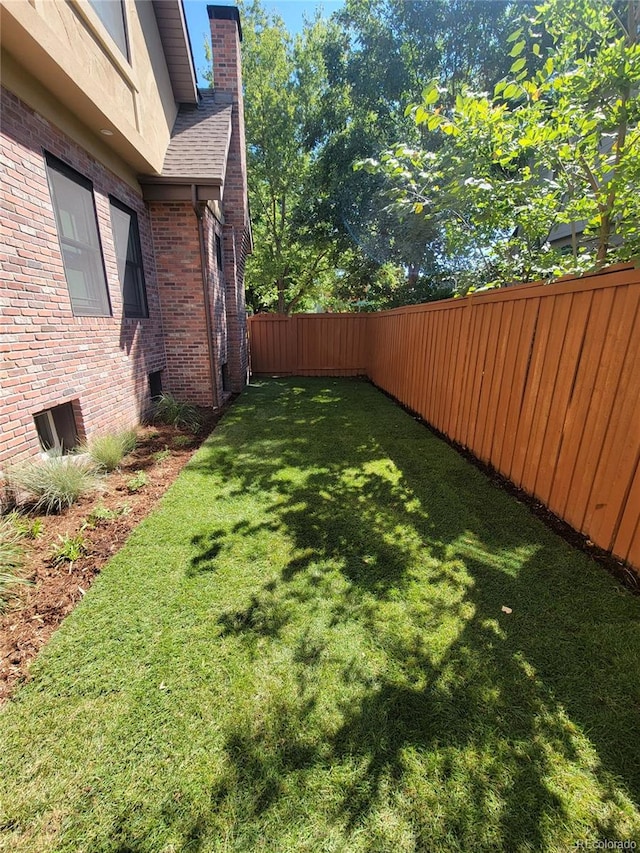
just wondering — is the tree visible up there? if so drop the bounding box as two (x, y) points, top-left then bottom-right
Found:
(305, 0), (531, 294)
(363, 0), (640, 289)
(204, 2), (346, 313)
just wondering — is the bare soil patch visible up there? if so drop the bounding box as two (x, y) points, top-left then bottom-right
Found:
(0, 407), (229, 703)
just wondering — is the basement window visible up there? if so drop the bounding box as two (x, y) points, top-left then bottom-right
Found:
(221, 362), (230, 392)
(33, 403), (79, 454)
(148, 370), (163, 401)
(216, 234), (223, 270)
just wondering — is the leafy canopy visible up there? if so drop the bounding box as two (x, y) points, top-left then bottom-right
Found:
(361, 0), (640, 291)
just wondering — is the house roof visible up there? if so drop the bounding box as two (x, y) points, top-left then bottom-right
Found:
(152, 0), (199, 105)
(150, 91), (233, 186)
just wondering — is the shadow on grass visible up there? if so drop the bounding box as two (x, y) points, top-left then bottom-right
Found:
(181, 378), (640, 849)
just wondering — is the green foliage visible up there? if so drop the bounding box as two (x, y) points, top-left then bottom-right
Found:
(8, 454), (98, 514)
(232, 2), (344, 313)
(365, 0), (640, 289)
(153, 448), (172, 464)
(0, 513), (31, 610)
(152, 394), (203, 434)
(51, 533), (88, 565)
(302, 0), (531, 300)
(81, 429), (137, 472)
(126, 471), (148, 493)
(84, 504), (130, 528)
(8, 511), (44, 540)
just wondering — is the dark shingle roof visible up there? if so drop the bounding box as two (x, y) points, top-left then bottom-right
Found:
(160, 90), (232, 183)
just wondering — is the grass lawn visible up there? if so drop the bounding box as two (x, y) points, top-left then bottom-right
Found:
(1, 378), (639, 852)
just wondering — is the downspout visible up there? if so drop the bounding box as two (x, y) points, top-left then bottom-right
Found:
(192, 185), (220, 409)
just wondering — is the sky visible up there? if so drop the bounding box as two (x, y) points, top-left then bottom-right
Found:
(183, 0), (344, 87)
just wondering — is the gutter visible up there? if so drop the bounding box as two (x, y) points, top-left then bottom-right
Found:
(192, 185), (220, 409)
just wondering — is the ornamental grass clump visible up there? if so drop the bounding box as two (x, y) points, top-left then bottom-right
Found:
(152, 394), (203, 434)
(0, 513), (31, 610)
(81, 429), (137, 472)
(8, 453), (98, 514)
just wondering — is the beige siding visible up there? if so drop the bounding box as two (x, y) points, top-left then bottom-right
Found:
(0, 0), (178, 174)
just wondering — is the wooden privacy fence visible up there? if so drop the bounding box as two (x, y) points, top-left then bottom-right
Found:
(248, 263), (640, 574)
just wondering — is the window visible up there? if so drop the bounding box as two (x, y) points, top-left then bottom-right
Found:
(221, 362), (230, 392)
(148, 370), (163, 401)
(109, 198), (149, 318)
(45, 154), (111, 317)
(215, 234), (223, 270)
(34, 403), (79, 454)
(88, 0), (128, 59)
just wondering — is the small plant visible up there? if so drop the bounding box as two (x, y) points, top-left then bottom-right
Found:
(7, 512), (44, 540)
(153, 447), (171, 464)
(171, 435), (194, 449)
(153, 394), (203, 434)
(84, 505), (118, 527)
(0, 514), (32, 609)
(84, 503), (131, 529)
(81, 429), (137, 472)
(25, 518), (44, 539)
(126, 470), (148, 493)
(8, 453), (97, 514)
(52, 533), (87, 565)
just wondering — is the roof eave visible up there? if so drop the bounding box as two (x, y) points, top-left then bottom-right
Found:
(152, 0), (199, 105)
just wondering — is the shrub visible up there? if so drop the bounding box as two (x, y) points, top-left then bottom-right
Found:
(52, 533), (88, 565)
(0, 514), (30, 610)
(81, 429), (137, 472)
(152, 394), (203, 434)
(8, 453), (97, 514)
(126, 470), (148, 493)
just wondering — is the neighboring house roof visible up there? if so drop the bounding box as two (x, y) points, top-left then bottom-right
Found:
(140, 90), (233, 201)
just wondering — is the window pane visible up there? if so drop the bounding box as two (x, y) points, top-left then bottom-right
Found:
(46, 156), (111, 318)
(110, 199), (148, 318)
(110, 203), (130, 284)
(89, 0), (128, 58)
(34, 413), (56, 452)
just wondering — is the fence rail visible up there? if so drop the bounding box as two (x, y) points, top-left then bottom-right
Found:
(248, 263), (640, 574)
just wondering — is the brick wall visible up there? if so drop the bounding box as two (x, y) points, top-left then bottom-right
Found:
(203, 205), (229, 401)
(210, 9), (250, 391)
(0, 87), (166, 469)
(148, 200), (216, 407)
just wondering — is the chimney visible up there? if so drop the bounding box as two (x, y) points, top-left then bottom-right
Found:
(207, 4), (248, 230)
(207, 5), (250, 391)
(207, 5), (243, 96)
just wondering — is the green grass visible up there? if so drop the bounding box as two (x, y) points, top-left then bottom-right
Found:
(1, 378), (639, 852)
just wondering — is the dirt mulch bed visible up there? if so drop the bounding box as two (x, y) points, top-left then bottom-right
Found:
(0, 407), (229, 704)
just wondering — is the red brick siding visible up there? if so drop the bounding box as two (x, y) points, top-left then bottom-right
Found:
(0, 87), (167, 469)
(204, 206), (229, 402)
(210, 14), (250, 391)
(148, 201), (214, 407)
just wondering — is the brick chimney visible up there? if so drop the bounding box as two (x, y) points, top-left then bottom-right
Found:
(207, 5), (248, 231)
(207, 4), (250, 390)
